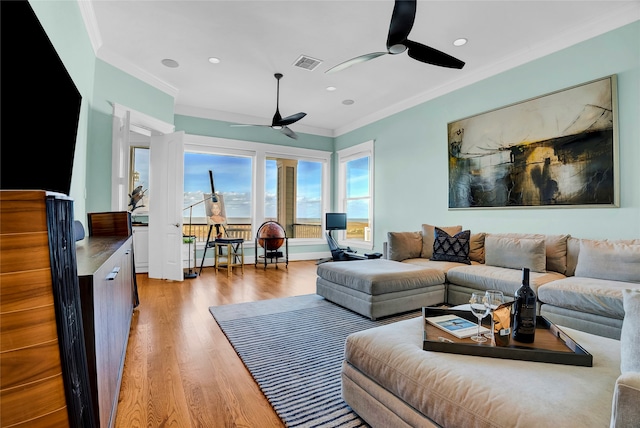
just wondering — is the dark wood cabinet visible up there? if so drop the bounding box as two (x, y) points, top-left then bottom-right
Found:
(77, 213), (135, 428)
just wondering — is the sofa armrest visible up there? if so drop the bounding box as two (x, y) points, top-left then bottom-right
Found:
(610, 372), (640, 428)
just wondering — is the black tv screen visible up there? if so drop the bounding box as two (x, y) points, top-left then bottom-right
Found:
(1, 0), (82, 196)
(326, 213), (347, 231)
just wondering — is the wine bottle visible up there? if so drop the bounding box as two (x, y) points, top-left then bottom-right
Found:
(512, 267), (537, 343)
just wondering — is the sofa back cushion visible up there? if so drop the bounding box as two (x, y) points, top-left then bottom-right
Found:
(421, 224), (462, 259)
(484, 233), (568, 274)
(469, 232), (486, 264)
(484, 235), (547, 273)
(387, 231), (422, 261)
(575, 240), (640, 283)
(567, 238), (640, 277)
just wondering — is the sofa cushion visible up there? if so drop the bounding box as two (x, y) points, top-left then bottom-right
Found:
(469, 232), (486, 264)
(575, 240), (640, 283)
(537, 276), (632, 319)
(316, 259), (445, 295)
(430, 228), (471, 265)
(446, 264), (565, 296)
(486, 233), (568, 273)
(484, 235), (546, 273)
(420, 224), (462, 259)
(403, 258), (480, 274)
(621, 289), (640, 373)
(567, 238), (640, 277)
(387, 231), (422, 262)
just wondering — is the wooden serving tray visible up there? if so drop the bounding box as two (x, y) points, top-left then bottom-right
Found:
(422, 307), (593, 367)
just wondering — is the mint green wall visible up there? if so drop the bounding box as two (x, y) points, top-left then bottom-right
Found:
(336, 21), (640, 249)
(88, 59), (175, 214)
(174, 115), (333, 151)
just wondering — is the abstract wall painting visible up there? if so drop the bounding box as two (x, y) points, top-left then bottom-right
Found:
(448, 75), (619, 209)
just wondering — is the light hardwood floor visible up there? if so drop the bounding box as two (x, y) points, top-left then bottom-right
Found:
(115, 260), (319, 427)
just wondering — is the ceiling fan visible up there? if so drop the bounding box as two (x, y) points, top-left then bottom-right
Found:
(231, 73), (306, 140)
(326, 0), (465, 73)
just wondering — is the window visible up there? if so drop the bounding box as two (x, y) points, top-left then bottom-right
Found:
(265, 158), (323, 239)
(129, 146), (150, 215)
(183, 135), (331, 245)
(183, 151), (253, 241)
(337, 140), (374, 248)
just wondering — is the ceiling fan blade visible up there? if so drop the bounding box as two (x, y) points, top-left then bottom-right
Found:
(386, 0), (416, 50)
(278, 112), (307, 126)
(405, 39), (465, 69)
(280, 126), (298, 140)
(325, 51), (387, 73)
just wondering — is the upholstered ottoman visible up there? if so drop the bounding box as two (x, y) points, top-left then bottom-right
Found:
(316, 259), (445, 320)
(342, 317), (623, 428)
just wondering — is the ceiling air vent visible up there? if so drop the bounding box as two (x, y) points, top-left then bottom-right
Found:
(293, 55), (322, 71)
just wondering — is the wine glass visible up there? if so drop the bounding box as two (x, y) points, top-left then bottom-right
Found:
(469, 292), (490, 342)
(484, 290), (504, 340)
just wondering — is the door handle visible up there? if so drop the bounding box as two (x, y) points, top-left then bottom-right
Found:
(174, 223), (181, 228)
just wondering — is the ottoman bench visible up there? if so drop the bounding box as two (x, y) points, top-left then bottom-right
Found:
(342, 317), (623, 428)
(316, 259), (445, 320)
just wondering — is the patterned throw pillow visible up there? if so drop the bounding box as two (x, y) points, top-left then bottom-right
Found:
(431, 228), (471, 264)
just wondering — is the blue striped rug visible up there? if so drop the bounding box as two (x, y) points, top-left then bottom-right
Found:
(209, 294), (420, 428)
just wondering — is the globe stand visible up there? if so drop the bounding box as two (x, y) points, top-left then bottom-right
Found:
(255, 221), (288, 269)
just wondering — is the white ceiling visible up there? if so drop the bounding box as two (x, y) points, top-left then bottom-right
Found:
(83, 1), (639, 137)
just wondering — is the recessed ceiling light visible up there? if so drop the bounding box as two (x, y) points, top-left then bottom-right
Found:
(208, 57), (221, 64)
(342, 99), (355, 105)
(453, 38), (468, 47)
(161, 58), (179, 68)
(326, 86), (337, 92)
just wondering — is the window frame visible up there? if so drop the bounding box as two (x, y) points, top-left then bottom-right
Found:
(184, 134), (331, 246)
(337, 140), (375, 250)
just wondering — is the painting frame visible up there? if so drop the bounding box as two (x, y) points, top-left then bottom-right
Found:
(447, 75), (619, 210)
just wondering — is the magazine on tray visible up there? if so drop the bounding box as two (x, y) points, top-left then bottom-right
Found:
(426, 314), (491, 339)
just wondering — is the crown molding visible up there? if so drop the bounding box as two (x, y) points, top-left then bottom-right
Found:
(77, 0), (101, 54)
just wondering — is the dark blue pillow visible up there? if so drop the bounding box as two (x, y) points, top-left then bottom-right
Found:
(431, 227), (471, 264)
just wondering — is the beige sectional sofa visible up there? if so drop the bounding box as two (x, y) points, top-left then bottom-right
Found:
(384, 224), (640, 340)
(334, 225), (640, 427)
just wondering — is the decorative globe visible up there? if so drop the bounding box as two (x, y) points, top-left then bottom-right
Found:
(257, 221), (286, 250)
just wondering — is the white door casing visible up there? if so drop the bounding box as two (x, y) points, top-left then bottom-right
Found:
(149, 131), (185, 281)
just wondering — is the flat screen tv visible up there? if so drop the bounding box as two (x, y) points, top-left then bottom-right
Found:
(1, 0), (82, 196)
(326, 212), (347, 231)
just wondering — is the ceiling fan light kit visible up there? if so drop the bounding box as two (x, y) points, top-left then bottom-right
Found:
(326, 0), (465, 73)
(230, 73), (306, 139)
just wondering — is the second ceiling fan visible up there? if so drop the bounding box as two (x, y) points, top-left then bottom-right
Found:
(231, 73), (306, 140)
(326, 0), (465, 73)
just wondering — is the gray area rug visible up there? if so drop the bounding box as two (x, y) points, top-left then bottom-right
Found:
(209, 294), (420, 428)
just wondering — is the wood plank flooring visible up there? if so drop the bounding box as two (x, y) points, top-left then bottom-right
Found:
(115, 260), (319, 427)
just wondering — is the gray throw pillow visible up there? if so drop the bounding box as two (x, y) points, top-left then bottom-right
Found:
(484, 235), (546, 273)
(387, 231), (422, 262)
(621, 289), (640, 373)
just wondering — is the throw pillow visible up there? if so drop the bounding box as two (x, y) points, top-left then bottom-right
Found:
(387, 231), (422, 262)
(421, 224), (462, 259)
(469, 232), (486, 263)
(621, 289), (640, 373)
(484, 235), (546, 272)
(430, 228), (471, 264)
(575, 240), (640, 283)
